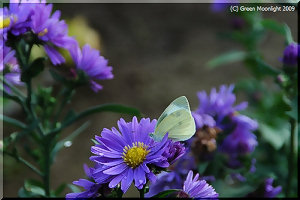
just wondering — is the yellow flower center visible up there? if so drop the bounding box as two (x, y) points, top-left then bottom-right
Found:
(0, 17), (11, 29)
(38, 28), (48, 37)
(122, 142), (149, 168)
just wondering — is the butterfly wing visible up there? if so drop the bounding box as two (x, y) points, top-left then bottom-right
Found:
(153, 96), (196, 141)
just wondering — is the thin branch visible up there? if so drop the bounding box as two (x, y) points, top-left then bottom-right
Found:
(3, 150), (43, 177)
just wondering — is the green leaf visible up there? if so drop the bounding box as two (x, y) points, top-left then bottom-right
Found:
(207, 51), (247, 68)
(260, 19), (294, 44)
(283, 24), (294, 44)
(261, 19), (286, 35)
(24, 179), (45, 197)
(151, 189), (180, 198)
(18, 187), (34, 197)
(254, 58), (280, 77)
(259, 122), (290, 150)
(21, 57), (46, 82)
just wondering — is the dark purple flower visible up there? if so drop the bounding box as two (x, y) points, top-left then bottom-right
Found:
(281, 43), (299, 66)
(30, 2), (76, 65)
(220, 115), (258, 155)
(195, 84), (248, 127)
(90, 117), (170, 193)
(264, 178), (282, 198)
(70, 42), (114, 92)
(1, 39), (23, 92)
(66, 164), (102, 199)
(163, 140), (185, 165)
(180, 170), (218, 198)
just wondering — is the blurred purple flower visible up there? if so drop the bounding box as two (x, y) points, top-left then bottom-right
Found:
(195, 84), (248, 127)
(280, 43), (299, 66)
(90, 117), (170, 193)
(66, 164), (102, 199)
(179, 170), (218, 198)
(264, 178), (282, 198)
(192, 112), (216, 129)
(163, 140), (185, 165)
(0, 39), (23, 92)
(220, 115), (258, 155)
(30, 2), (76, 65)
(70, 42), (114, 92)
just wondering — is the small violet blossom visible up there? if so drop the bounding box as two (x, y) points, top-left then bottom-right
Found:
(70, 42), (113, 92)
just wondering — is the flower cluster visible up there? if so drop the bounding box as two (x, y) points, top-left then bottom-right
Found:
(67, 117), (190, 197)
(1, 0), (113, 92)
(191, 84), (258, 166)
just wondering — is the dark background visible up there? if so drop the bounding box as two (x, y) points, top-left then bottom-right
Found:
(3, 3), (298, 197)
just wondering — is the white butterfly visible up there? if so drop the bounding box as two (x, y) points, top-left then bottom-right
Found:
(151, 96), (196, 141)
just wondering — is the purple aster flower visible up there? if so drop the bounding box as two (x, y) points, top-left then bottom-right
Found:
(69, 42), (113, 92)
(264, 178), (282, 198)
(90, 117), (170, 193)
(178, 170), (218, 198)
(192, 112), (216, 129)
(0, 39), (23, 92)
(0, 0), (36, 37)
(280, 43), (299, 66)
(220, 115), (258, 155)
(163, 140), (185, 165)
(66, 164), (103, 199)
(145, 171), (183, 198)
(195, 84), (248, 127)
(30, 2), (76, 65)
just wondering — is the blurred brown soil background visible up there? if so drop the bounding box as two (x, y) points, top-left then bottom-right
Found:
(2, 3), (297, 197)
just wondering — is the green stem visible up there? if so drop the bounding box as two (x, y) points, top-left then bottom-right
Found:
(3, 150), (43, 176)
(25, 80), (46, 137)
(52, 87), (73, 127)
(0, 114), (27, 129)
(43, 141), (51, 197)
(286, 118), (296, 197)
(139, 185), (146, 198)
